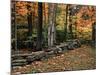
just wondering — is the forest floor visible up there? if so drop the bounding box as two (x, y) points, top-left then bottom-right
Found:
(12, 45), (96, 74)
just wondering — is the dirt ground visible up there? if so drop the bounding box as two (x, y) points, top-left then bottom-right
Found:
(12, 45), (96, 74)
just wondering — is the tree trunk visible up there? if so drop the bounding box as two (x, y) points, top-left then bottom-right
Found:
(54, 4), (57, 44)
(14, 1), (17, 51)
(27, 12), (32, 36)
(27, 3), (33, 49)
(51, 4), (56, 46)
(92, 22), (96, 41)
(69, 24), (73, 39)
(36, 3), (43, 51)
(48, 4), (52, 47)
(48, 4), (56, 47)
(27, 2), (33, 36)
(43, 3), (47, 46)
(65, 5), (69, 40)
(43, 3), (46, 26)
(11, 1), (16, 50)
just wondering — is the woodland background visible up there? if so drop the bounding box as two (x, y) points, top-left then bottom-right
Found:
(11, 1), (96, 50)
(11, 1), (96, 74)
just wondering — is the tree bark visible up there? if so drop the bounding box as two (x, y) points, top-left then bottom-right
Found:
(36, 3), (43, 50)
(54, 4), (57, 44)
(65, 5), (69, 40)
(27, 3), (33, 49)
(92, 22), (96, 41)
(69, 23), (73, 39)
(11, 1), (16, 50)
(27, 12), (32, 36)
(51, 4), (56, 46)
(48, 4), (56, 47)
(48, 4), (52, 47)
(27, 2), (33, 36)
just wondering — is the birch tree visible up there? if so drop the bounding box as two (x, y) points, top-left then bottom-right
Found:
(48, 3), (56, 47)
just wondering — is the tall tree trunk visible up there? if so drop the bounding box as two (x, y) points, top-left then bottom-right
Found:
(43, 3), (46, 26)
(36, 3), (43, 50)
(51, 4), (56, 46)
(43, 3), (47, 45)
(27, 12), (32, 36)
(48, 4), (52, 47)
(65, 5), (69, 40)
(32, 3), (35, 33)
(27, 3), (33, 36)
(27, 3), (33, 49)
(54, 4), (57, 44)
(48, 3), (56, 47)
(11, 1), (16, 50)
(14, 1), (17, 51)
